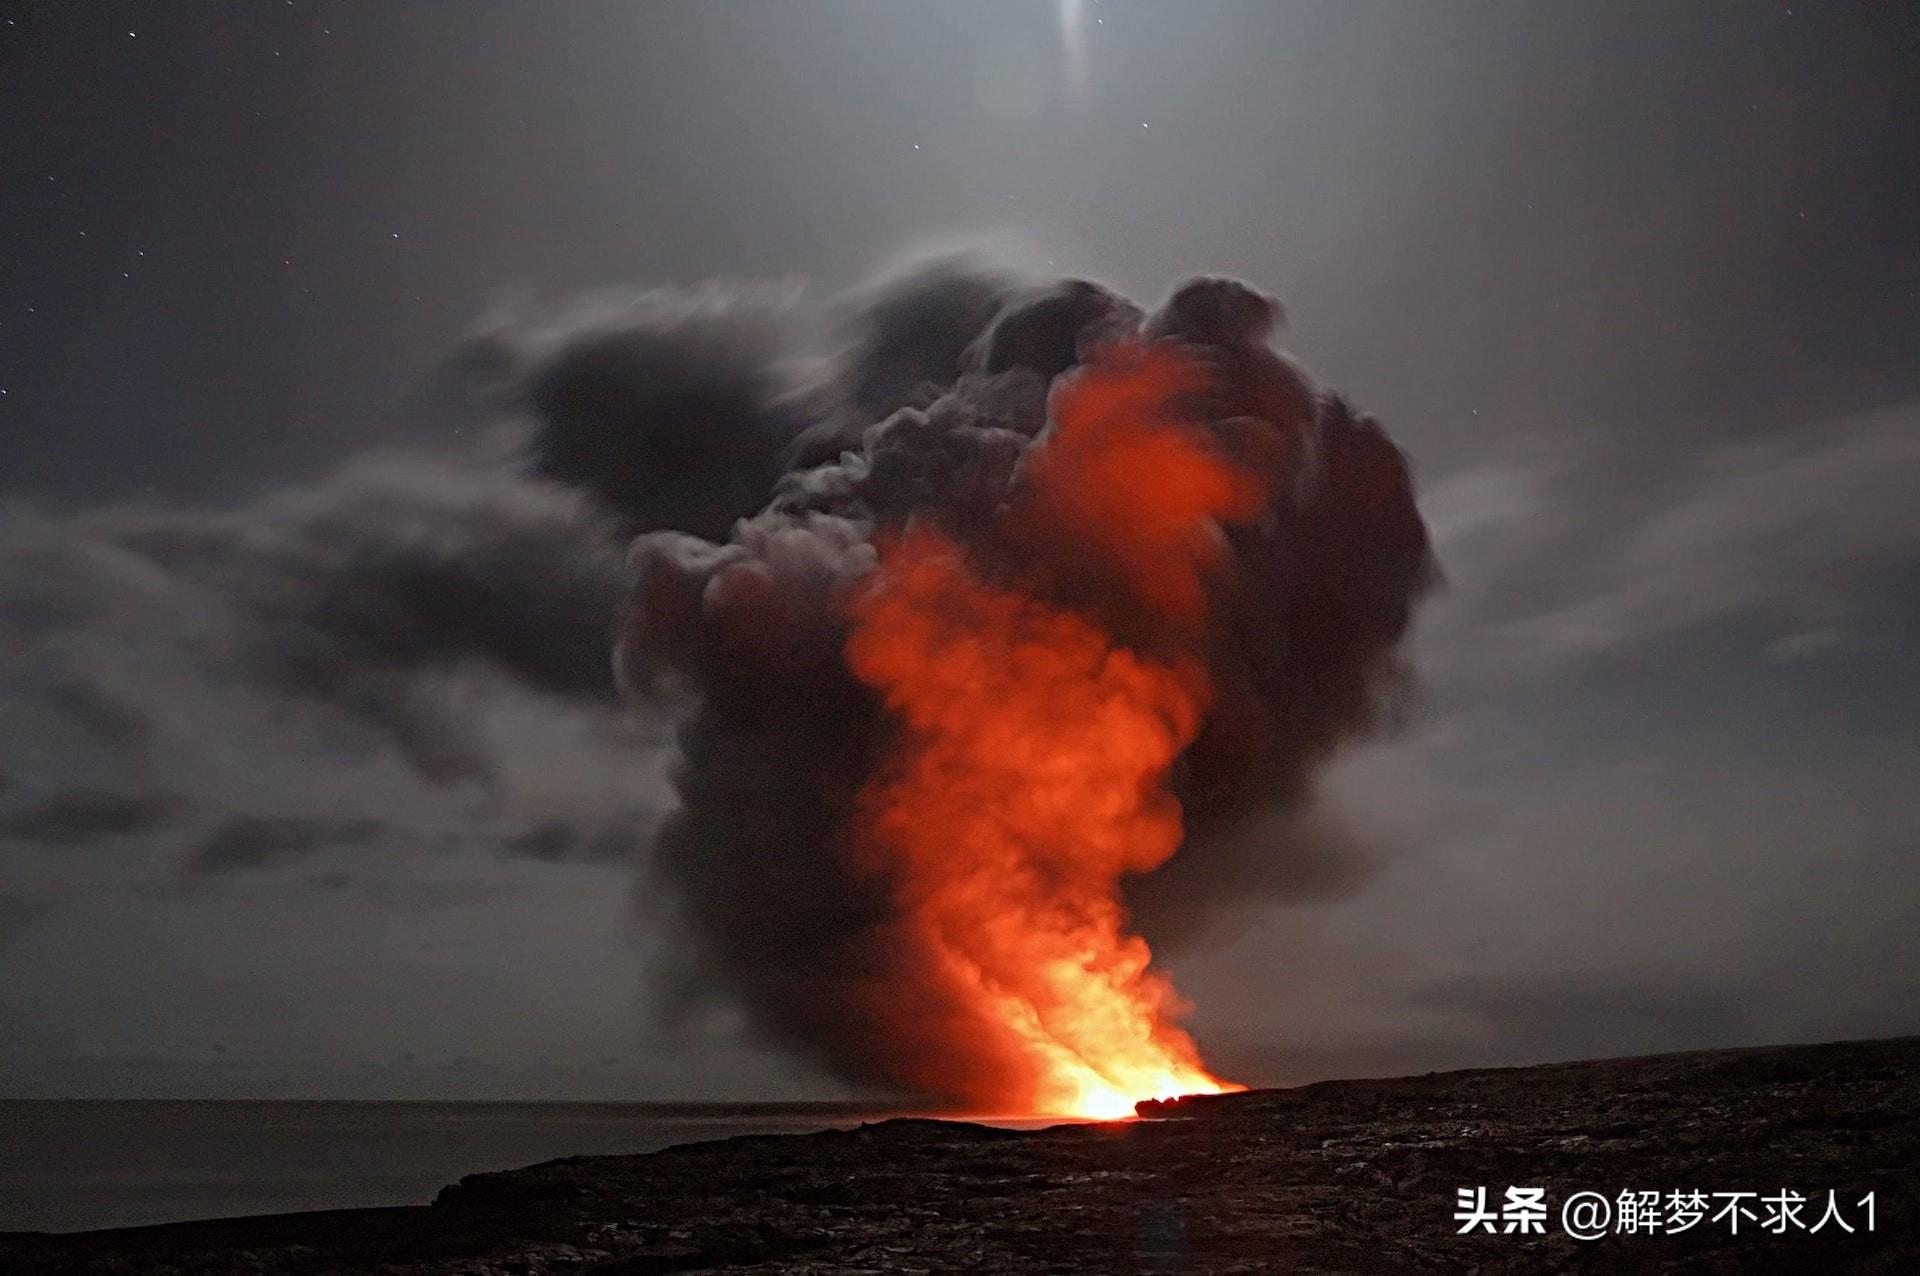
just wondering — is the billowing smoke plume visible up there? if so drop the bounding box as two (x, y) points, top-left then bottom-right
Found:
(460, 283), (812, 541)
(612, 261), (1435, 1110)
(0, 255), (1431, 1105)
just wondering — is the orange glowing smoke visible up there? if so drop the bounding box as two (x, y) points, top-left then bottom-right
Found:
(844, 346), (1263, 1118)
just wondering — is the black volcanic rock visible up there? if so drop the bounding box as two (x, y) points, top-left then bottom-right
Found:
(3, 1037), (1916, 1274)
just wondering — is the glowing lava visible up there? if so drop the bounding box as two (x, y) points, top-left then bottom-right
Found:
(844, 346), (1257, 1118)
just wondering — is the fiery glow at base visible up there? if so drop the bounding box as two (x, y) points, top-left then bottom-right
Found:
(988, 974), (1245, 1117)
(845, 347), (1259, 1118)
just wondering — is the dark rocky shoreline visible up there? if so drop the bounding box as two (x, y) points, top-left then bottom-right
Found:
(5, 1037), (1915, 1274)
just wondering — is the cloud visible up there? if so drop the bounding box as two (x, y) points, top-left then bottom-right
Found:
(0, 788), (178, 847)
(0, 455), (627, 789)
(188, 814), (384, 876)
(1176, 721), (1920, 1086)
(0, 441), (678, 924)
(825, 255), (1017, 426)
(498, 811), (659, 864)
(463, 283), (813, 541)
(14, 248), (1910, 1106)
(624, 269), (1436, 1104)
(1502, 402), (1920, 658)
(499, 819), (578, 863)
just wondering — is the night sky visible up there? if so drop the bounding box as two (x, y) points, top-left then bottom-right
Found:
(3, 1), (1918, 1100)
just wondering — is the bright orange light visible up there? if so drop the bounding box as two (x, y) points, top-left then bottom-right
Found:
(844, 345), (1255, 1118)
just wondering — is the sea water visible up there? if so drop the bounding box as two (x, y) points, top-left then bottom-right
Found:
(0, 1099), (921, 1233)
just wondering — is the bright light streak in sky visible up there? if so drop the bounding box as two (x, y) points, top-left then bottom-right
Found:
(1058, 0), (1090, 105)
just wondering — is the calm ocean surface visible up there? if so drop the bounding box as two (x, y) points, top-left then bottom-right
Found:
(0, 1100), (936, 1234)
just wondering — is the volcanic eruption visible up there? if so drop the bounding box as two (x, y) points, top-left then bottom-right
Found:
(608, 264), (1435, 1117)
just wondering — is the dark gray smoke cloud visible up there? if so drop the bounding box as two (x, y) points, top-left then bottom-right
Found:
(790, 254), (1016, 467)
(1, 259), (1431, 1105)
(610, 261), (1436, 1103)
(2, 284), (823, 902)
(464, 286), (812, 541)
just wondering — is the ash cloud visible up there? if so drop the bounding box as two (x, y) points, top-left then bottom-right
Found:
(789, 254), (1016, 466)
(1, 258), (1432, 1102)
(616, 261), (1436, 1102)
(2, 282), (823, 914)
(463, 285), (813, 541)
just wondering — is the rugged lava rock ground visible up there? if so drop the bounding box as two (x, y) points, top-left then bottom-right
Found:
(5, 1037), (1915, 1274)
